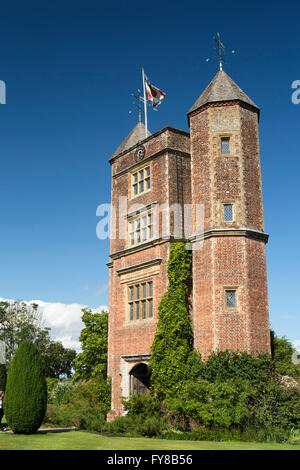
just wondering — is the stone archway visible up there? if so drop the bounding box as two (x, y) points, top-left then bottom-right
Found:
(129, 363), (150, 395)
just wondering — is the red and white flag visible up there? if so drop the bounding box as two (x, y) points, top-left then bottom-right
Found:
(144, 72), (166, 110)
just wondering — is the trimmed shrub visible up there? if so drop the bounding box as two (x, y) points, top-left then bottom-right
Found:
(0, 364), (7, 391)
(4, 341), (47, 434)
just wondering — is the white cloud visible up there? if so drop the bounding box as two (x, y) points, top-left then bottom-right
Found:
(293, 340), (300, 352)
(54, 335), (81, 351)
(0, 297), (108, 352)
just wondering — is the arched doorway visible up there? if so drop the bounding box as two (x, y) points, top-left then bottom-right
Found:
(129, 363), (150, 395)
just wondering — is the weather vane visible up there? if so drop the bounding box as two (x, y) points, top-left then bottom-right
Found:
(206, 33), (236, 70)
(129, 89), (149, 122)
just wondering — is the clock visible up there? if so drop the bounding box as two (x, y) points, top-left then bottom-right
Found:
(135, 145), (146, 162)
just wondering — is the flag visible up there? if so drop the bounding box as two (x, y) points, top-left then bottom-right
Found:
(144, 72), (166, 110)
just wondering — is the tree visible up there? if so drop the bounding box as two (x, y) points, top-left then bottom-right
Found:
(0, 300), (76, 378)
(72, 308), (108, 382)
(41, 341), (76, 378)
(0, 301), (50, 363)
(149, 242), (198, 398)
(270, 330), (300, 379)
(4, 341), (47, 434)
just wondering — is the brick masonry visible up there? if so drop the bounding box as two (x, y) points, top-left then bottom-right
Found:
(107, 91), (270, 418)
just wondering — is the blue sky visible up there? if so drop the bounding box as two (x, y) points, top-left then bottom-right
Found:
(0, 0), (299, 349)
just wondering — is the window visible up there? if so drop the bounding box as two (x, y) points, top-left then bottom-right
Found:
(128, 281), (153, 321)
(221, 137), (230, 155)
(132, 166), (150, 196)
(129, 211), (154, 246)
(226, 290), (236, 308)
(223, 204), (234, 222)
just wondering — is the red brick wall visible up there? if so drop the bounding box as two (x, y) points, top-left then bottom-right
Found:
(189, 102), (270, 358)
(108, 127), (191, 416)
(246, 238), (271, 353)
(240, 107), (264, 232)
(192, 239), (214, 358)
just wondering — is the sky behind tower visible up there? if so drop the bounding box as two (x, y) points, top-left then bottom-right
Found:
(0, 0), (299, 350)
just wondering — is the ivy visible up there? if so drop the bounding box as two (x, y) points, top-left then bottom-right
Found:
(149, 242), (199, 399)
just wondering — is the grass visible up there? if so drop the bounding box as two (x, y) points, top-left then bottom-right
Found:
(0, 430), (300, 450)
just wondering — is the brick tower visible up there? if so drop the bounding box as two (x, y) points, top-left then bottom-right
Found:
(107, 71), (270, 418)
(188, 70), (270, 357)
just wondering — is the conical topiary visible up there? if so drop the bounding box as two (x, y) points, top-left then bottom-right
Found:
(0, 364), (7, 391)
(4, 341), (47, 434)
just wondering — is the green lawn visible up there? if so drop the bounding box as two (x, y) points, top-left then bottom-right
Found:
(0, 430), (299, 450)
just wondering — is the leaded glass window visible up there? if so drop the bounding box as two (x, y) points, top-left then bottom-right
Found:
(132, 165), (150, 196)
(128, 281), (154, 321)
(223, 204), (233, 222)
(128, 211), (154, 246)
(221, 137), (230, 154)
(226, 290), (236, 308)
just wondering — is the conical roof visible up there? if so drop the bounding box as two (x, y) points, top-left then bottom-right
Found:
(188, 70), (259, 115)
(112, 122), (151, 158)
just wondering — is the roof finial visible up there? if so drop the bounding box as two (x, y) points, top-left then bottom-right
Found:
(205, 33), (236, 71)
(214, 32), (225, 71)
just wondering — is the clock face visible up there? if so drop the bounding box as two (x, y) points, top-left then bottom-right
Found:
(135, 145), (146, 162)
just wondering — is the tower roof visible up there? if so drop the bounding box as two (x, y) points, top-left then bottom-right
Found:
(188, 70), (259, 116)
(112, 122), (151, 158)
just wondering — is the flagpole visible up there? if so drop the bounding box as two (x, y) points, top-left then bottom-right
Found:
(142, 68), (148, 138)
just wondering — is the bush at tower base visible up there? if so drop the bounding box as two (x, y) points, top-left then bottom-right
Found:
(4, 341), (47, 434)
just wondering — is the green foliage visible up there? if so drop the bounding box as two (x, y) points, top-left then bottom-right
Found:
(4, 341), (47, 434)
(71, 407), (106, 431)
(104, 414), (165, 438)
(45, 405), (106, 430)
(165, 378), (254, 430)
(163, 426), (292, 443)
(48, 379), (75, 405)
(57, 378), (110, 414)
(271, 331), (300, 379)
(163, 351), (300, 433)
(201, 350), (275, 385)
(0, 364), (7, 391)
(40, 341), (76, 378)
(45, 308), (111, 425)
(45, 376), (111, 428)
(149, 242), (194, 398)
(123, 393), (161, 419)
(46, 377), (59, 396)
(133, 415), (164, 437)
(145, 243), (300, 442)
(72, 308), (108, 382)
(126, 350), (300, 442)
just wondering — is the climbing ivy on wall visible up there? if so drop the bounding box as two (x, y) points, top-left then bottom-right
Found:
(149, 242), (200, 398)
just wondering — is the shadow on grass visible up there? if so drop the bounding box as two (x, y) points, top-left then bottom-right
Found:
(37, 427), (78, 434)
(0, 423), (80, 435)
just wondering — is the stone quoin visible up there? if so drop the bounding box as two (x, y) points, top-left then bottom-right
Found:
(106, 70), (271, 419)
